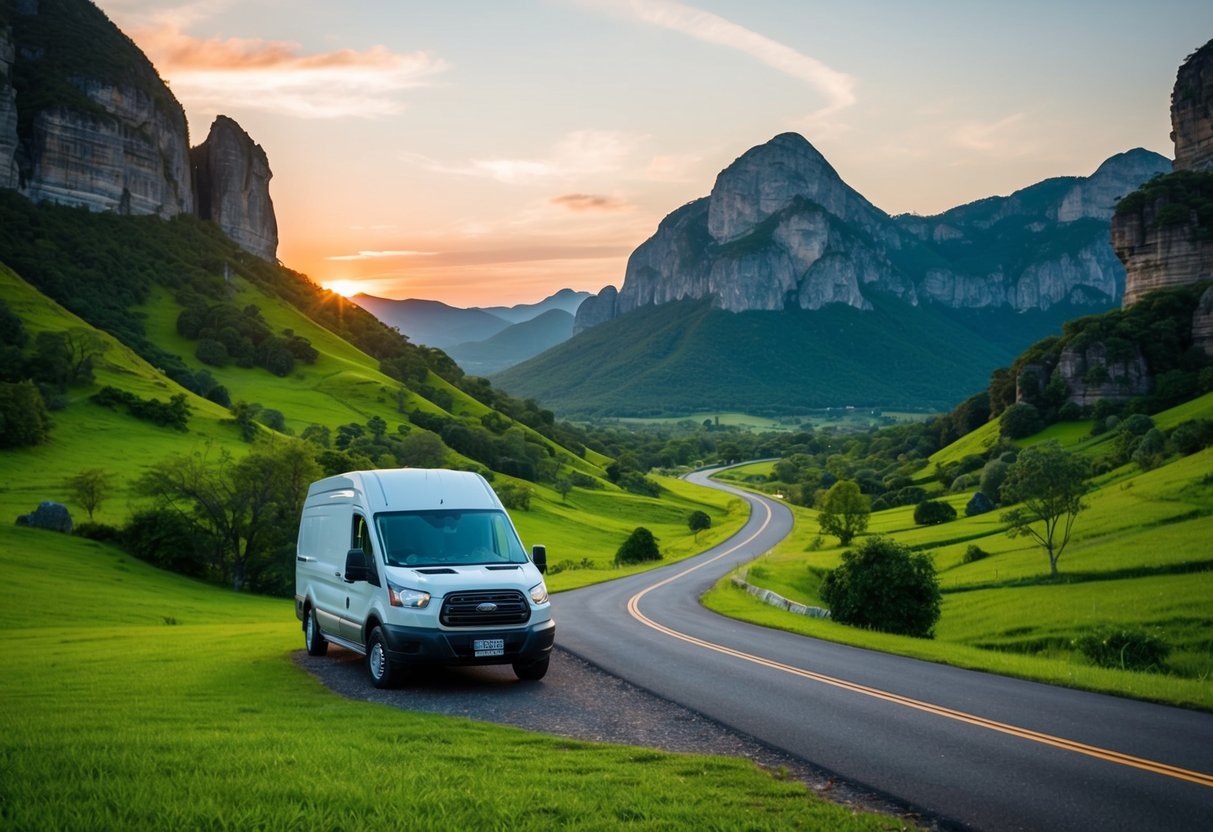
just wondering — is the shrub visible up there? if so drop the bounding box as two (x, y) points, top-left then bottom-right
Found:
(496, 482), (533, 511)
(615, 527), (661, 566)
(1074, 627), (1171, 672)
(123, 509), (212, 578)
(0, 380), (52, 447)
(820, 537), (941, 638)
(1170, 419), (1213, 455)
(914, 499), (957, 525)
(962, 544), (990, 564)
(688, 510), (712, 537)
(999, 402), (1042, 439)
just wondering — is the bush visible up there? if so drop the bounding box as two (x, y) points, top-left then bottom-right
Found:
(496, 482), (533, 511)
(999, 402), (1042, 439)
(615, 527), (661, 566)
(914, 499), (957, 525)
(1170, 419), (1213, 455)
(962, 544), (990, 564)
(73, 522), (123, 544)
(123, 509), (212, 578)
(1074, 627), (1171, 672)
(820, 537), (941, 638)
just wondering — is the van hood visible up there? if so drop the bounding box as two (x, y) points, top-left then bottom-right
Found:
(385, 563), (541, 593)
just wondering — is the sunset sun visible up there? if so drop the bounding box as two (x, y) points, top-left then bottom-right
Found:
(325, 280), (360, 297)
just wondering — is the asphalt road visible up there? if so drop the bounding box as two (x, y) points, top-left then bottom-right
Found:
(553, 470), (1213, 832)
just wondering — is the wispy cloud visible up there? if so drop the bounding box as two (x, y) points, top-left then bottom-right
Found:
(951, 113), (1031, 155)
(325, 250), (438, 261)
(404, 130), (641, 184)
(129, 24), (447, 119)
(551, 193), (631, 212)
(581, 0), (856, 118)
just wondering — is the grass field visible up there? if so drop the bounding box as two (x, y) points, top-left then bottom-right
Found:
(706, 423), (1213, 711)
(0, 523), (902, 831)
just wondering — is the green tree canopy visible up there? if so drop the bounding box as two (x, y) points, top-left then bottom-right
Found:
(615, 527), (661, 566)
(1000, 441), (1091, 576)
(816, 480), (870, 545)
(821, 537), (941, 638)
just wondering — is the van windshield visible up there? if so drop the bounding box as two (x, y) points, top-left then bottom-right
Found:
(375, 509), (528, 568)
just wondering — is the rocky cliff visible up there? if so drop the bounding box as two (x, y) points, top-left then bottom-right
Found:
(192, 116), (278, 261)
(575, 133), (1168, 333)
(0, 24), (19, 190)
(1114, 37), (1213, 308)
(1172, 39), (1213, 173)
(0, 0), (277, 260)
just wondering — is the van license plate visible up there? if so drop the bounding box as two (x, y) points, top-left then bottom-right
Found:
(474, 638), (504, 657)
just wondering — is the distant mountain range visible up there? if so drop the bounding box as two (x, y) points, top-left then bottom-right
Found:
(350, 288), (588, 374)
(495, 133), (1171, 415)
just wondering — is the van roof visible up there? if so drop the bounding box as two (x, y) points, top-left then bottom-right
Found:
(306, 469), (501, 513)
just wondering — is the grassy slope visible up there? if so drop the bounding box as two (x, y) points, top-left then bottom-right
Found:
(0, 523), (899, 831)
(0, 263), (746, 589)
(704, 401), (1213, 711)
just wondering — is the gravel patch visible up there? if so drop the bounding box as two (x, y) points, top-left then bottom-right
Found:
(295, 645), (942, 829)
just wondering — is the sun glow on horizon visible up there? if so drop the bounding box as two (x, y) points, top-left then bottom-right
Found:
(325, 280), (361, 297)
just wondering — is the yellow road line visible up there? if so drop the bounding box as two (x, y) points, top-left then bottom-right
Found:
(627, 490), (1213, 789)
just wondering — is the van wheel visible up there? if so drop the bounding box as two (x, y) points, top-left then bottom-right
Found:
(513, 656), (549, 681)
(366, 626), (399, 688)
(304, 608), (328, 656)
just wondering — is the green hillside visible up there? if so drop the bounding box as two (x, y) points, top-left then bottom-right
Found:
(703, 393), (1213, 710)
(0, 522), (897, 831)
(0, 193), (746, 596)
(494, 296), (1081, 417)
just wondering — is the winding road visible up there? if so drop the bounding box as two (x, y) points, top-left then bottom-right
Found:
(553, 469), (1213, 831)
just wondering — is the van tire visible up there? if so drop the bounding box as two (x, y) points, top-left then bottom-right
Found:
(512, 656), (549, 681)
(304, 608), (328, 656)
(366, 626), (399, 688)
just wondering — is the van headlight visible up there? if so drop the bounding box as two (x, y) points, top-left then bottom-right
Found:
(387, 580), (430, 608)
(529, 581), (549, 605)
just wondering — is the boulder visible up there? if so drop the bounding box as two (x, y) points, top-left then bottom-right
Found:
(16, 501), (73, 533)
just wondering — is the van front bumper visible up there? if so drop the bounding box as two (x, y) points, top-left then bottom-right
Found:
(380, 618), (555, 667)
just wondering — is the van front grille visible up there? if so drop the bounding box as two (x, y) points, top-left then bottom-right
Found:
(440, 590), (530, 627)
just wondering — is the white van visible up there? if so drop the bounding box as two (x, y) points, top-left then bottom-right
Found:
(294, 468), (554, 687)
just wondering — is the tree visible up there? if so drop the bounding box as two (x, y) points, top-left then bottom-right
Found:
(555, 478), (573, 502)
(0, 380), (51, 448)
(1000, 441), (1091, 576)
(820, 537), (941, 638)
(65, 468), (113, 521)
(816, 480), (870, 545)
(688, 510), (712, 540)
(615, 527), (661, 566)
(999, 402), (1043, 439)
(137, 439), (321, 592)
(398, 430), (446, 467)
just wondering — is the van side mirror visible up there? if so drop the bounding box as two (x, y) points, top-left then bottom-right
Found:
(344, 548), (368, 582)
(531, 544), (547, 575)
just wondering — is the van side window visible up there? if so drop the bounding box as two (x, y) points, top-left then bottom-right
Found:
(351, 515), (380, 587)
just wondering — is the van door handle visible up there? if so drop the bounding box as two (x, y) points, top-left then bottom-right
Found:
(296, 556), (314, 562)
(334, 571), (343, 577)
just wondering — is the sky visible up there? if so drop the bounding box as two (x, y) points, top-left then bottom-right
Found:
(96, 0), (1213, 307)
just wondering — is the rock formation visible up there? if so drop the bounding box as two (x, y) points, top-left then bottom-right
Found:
(1193, 286), (1213, 355)
(575, 132), (1167, 333)
(0, 25), (19, 190)
(1172, 39), (1213, 173)
(192, 116), (278, 261)
(1055, 343), (1151, 406)
(1115, 37), (1213, 308)
(0, 0), (279, 260)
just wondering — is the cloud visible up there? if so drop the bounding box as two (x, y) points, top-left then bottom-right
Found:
(951, 113), (1031, 155)
(130, 24), (447, 118)
(582, 0), (856, 118)
(405, 129), (642, 184)
(325, 250), (438, 262)
(551, 193), (631, 212)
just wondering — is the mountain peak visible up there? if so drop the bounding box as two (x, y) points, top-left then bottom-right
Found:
(707, 131), (879, 244)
